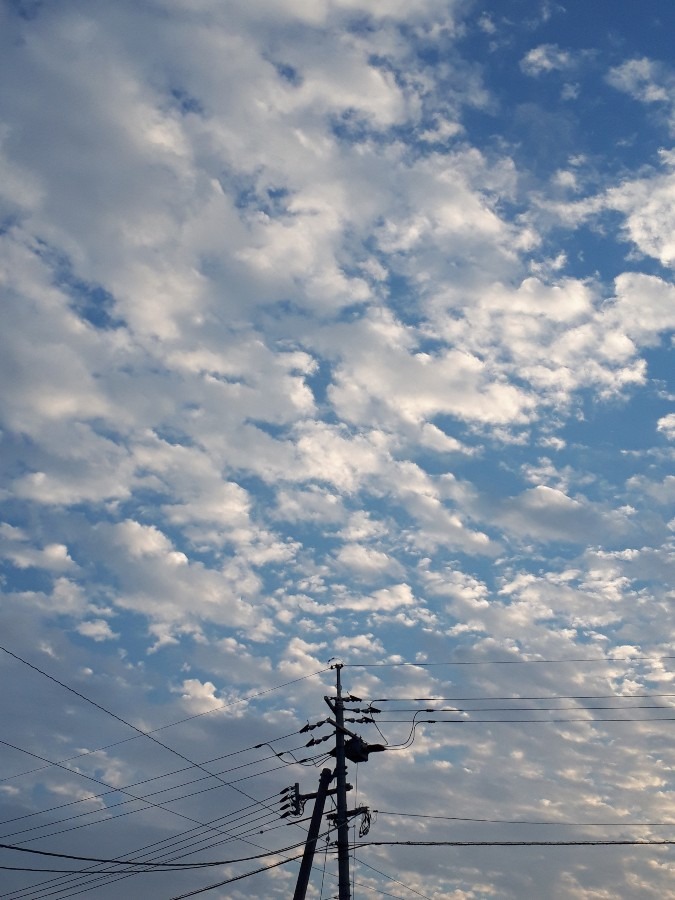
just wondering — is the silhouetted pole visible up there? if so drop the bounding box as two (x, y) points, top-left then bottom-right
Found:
(333, 663), (351, 899)
(293, 767), (333, 900)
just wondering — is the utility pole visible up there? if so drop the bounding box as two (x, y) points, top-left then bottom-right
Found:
(288, 663), (384, 897)
(327, 662), (351, 900)
(293, 767), (333, 900)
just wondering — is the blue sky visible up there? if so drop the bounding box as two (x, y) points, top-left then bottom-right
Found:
(2, 1), (675, 897)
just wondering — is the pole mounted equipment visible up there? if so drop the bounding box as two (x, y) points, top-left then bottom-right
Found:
(279, 783), (303, 817)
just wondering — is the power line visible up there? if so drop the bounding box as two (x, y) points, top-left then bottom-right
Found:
(0, 865), (192, 875)
(7, 753), (330, 899)
(2, 832), (318, 900)
(362, 703), (675, 713)
(0, 744), (313, 842)
(0, 769), (322, 896)
(0, 645), (317, 833)
(0, 646), (330, 783)
(374, 716), (675, 724)
(347, 655), (675, 667)
(0, 727), (301, 789)
(355, 839), (675, 847)
(369, 693), (675, 702)
(1, 798), (287, 900)
(374, 811), (675, 827)
(30, 813), (312, 900)
(355, 857), (435, 900)
(0, 743), (314, 899)
(3, 757), (316, 857)
(169, 853), (305, 899)
(0, 737), (305, 844)
(0, 838), (311, 868)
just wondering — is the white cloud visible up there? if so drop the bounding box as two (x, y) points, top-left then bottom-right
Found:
(520, 44), (574, 76)
(0, 527), (77, 572)
(339, 581), (417, 611)
(607, 57), (674, 106)
(76, 619), (119, 641)
(657, 413), (675, 440)
(2, 4), (675, 897)
(336, 542), (404, 579)
(497, 484), (630, 544)
(177, 677), (220, 713)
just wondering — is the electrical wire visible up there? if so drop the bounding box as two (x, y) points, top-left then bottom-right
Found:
(369, 703), (675, 713)
(369, 693), (675, 702)
(45, 813), (314, 900)
(319, 829), (330, 900)
(13, 751), (322, 843)
(374, 716), (675, 724)
(0, 740), (318, 847)
(1, 730), (302, 828)
(0, 745), (312, 842)
(319, 867), (438, 900)
(2, 769), (310, 900)
(366, 714), (675, 752)
(373, 811), (675, 827)
(347, 655), (675, 667)
(354, 839), (675, 847)
(355, 857), (435, 900)
(168, 852), (305, 899)
(0, 658), (332, 784)
(0, 755), (320, 900)
(171, 851), (421, 900)
(0, 837), (312, 868)
(0, 865), (194, 875)
(0, 645), (319, 840)
(4, 830), (318, 900)
(2, 799), (286, 900)
(10, 755), (334, 899)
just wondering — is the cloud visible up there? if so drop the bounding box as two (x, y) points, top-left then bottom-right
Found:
(657, 413), (675, 440)
(607, 58), (675, 131)
(76, 619), (120, 641)
(497, 484), (630, 544)
(2, 4), (675, 898)
(335, 542), (404, 579)
(520, 43), (574, 76)
(339, 581), (417, 611)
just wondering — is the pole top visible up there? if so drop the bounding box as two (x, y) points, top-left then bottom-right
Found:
(328, 657), (344, 670)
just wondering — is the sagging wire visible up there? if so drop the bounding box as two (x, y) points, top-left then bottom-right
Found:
(376, 710), (428, 751)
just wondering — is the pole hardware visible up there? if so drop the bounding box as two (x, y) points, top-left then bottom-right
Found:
(279, 782), (303, 817)
(327, 805), (372, 837)
(326, 717), (386, 762)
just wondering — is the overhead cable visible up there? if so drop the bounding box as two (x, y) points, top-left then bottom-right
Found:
(347, 655), (675, 667)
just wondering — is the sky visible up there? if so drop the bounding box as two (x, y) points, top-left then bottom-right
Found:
(1, 0), (675, 896)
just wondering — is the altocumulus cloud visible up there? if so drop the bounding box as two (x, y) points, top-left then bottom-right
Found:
(2, 1), (675, 897)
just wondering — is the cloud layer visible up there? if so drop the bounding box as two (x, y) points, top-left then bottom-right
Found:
(2, 1), (675, 897)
